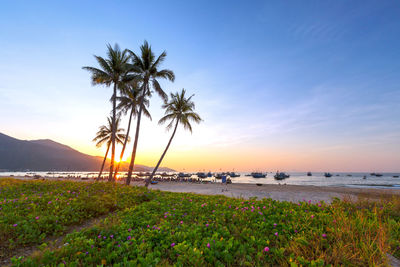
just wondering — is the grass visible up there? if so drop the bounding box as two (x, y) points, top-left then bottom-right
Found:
(1, 178), (399, 266)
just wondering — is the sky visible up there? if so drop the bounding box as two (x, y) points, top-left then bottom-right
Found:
(0, 0), (399, 172)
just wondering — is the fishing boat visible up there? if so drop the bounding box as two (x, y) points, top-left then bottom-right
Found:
(228, 172), (241, 177)
(274, 172), (289, 180)
(324, 173), (333, 178)
(307, 172), (312, 176)
(375, 173), (383, 177)
(178, 172), (191, 178)
(196, 172), (207, 178)
(393, 175), (399, 178)
(370, 173), (376, 176)
(251, 172), (266, 178)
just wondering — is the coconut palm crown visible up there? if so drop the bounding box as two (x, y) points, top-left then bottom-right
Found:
(92, 116), (129, 181)
(125, 41), (175, 185)
(144, 89), (202, 187)
(83, 44), (132, 182)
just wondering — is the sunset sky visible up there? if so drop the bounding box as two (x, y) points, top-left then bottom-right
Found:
(1, 1), (399, 172)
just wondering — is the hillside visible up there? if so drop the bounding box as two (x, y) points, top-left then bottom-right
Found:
(0, 133), (174, 172)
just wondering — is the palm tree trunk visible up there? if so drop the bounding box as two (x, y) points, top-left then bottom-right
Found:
(113, 107), (134, 180)
(97, 143), (110, 181)
(108, 83), (117, 182)
(126, 83), (147, 185)
(145, 119), (179, 187)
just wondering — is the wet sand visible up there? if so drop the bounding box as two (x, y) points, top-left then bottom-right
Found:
(2, 176), (399, 203)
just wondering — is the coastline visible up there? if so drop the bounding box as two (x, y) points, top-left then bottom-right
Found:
(2, 176), (399, 203)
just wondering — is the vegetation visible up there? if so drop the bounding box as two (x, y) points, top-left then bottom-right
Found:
(125, 41), (175, 185)
(0, 178), (150, 261)
(112, 84), (152, 180)
(2, 179), (399, 266)
(92, 116), (128, 180)
(83, 41), (177, 185)
(83, 44), (132, 181)
(145, 89), (202, 187)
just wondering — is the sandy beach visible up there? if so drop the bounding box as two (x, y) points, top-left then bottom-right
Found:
(3, 176), (399, 203)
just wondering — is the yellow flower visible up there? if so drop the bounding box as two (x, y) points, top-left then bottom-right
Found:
(101, 259), (106, 265)
(194, 248), (197, 251)
(220, 237), (223, 241)
(76, 251), (82, 255)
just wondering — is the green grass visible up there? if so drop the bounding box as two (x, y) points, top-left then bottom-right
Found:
(0, 178), (151, 260)
(1, 178), (399, 266)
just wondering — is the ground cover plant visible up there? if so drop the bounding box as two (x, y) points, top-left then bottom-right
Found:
(0, 178), (151, 260)
(9, 184), (399, 266)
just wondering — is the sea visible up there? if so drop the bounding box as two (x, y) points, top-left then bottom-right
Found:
(1, 171), (399, 189)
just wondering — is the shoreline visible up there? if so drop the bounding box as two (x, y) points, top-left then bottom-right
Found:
(2, 176), (399, 203)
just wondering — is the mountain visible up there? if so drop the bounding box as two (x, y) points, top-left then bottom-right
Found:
(0, 133), (175, 172)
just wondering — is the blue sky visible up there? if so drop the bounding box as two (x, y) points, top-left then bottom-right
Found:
(0, 0), (399, 171)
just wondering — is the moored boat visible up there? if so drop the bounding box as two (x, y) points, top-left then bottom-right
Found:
(251, 172), (266, 178)
(324, 173), (332, 178)
(228, 172), (241, 177)
(307, 172), (312, 176)
(274, 172), (289, 180)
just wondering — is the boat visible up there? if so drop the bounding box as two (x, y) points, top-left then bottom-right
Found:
(375, 173), (383, 177)
(228, 172), (241, 177)
(307, 172), (312, 176)
(251, 172), (266, 178)
(256, 183), (263, 186)
(196, 172), (207, 178)
(207, 172), (212, 177)
(346, 174), (352, 177)
(363, 176), (367, 179)
(324, 173), (332, 178)
(393, 175), (399, 178)
(274, 172), (289, 180)
(215, 173), (223, 179)
(370, 173), (376, 176)
(150, 181), (158, 184)
(178, 172), (191, 178)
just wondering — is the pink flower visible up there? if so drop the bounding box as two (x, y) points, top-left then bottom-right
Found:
(128, 228), (132, 232)
(322, 234), (327, 238)
(205, 223), (209, 227)
(311, 215), (314, 218)
(207, 243), (210, 248)
(13, 224), (18, 227)
(180, 221), (183, 224)
(264, 246), (269, 252)
(127, 236), (131, 240)
(171, 243), (175, 247)
(35, 216), (39, 220)
(274, 232), (278, 236)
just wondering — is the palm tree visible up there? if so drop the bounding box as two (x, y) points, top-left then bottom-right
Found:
(93, 116), (129, 181)
(83, 44), (131, 182)
(112, 84), (152, 180)
(125, 41), (175, 185)
(144, 89), (202, 187)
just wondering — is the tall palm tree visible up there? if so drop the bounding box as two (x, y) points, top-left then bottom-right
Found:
(125, 41), (175, 185)
(93, 116), (129, 181)
(83, 44), (131, 181)
(112, 85), (152, 180)
(144, 89), (202, 187)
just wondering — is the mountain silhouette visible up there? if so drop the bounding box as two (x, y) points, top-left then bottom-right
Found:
(0, 132), (174, 172)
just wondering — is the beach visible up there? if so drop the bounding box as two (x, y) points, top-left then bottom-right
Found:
(3, 176), (399, 203)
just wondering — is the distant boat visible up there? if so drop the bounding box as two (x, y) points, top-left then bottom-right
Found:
(346, 174), (352, 177)
(393, 175), (399, 178)
(307, 172), (312, 176)
(228, 172), (241, 177)
(324, 173), (332, 178)
(274, 172), (290, 180)
(375, 173), (383, 177)
(251, 172), (266, 178)
(196, 172), (207, 178)
(363, 176), (367, 179)
(207, 172), (212, 177)
(178, 172), (191, 178)
(370, 173), (376, 176)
